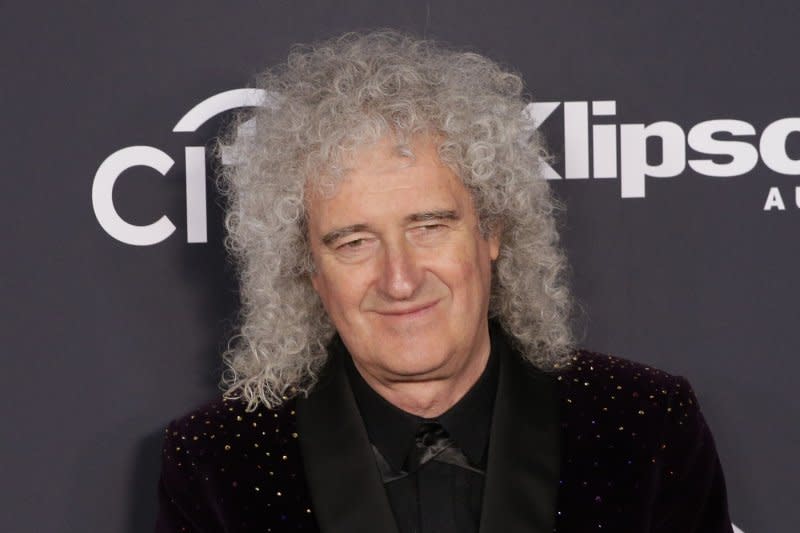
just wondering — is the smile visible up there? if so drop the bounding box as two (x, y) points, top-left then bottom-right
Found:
(375, 300), (439, 318)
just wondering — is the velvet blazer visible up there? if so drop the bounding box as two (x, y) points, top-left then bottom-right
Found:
(155, 331), (733, 533)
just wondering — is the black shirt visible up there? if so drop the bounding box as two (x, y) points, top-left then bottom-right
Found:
(344, 340), (499, 533)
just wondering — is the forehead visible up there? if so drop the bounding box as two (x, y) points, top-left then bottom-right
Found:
(306, 137), (473, 227)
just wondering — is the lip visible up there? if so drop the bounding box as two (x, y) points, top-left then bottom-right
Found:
(375, 300), (439, 317)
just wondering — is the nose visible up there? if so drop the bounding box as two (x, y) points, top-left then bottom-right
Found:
(377, 239), (424, 300)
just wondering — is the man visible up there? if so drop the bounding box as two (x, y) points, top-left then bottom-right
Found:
(156, 31), (732, 532)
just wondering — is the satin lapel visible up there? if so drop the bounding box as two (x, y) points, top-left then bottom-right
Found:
(296, 354), (399, 533)
(479, 343), (561, 533)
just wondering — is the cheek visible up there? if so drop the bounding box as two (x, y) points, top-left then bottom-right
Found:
(438, 243), (492, 291)
(312, 267), (370, 320)
(427, 261), (477, 310)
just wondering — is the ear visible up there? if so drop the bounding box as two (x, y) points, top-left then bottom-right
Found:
(489, 234), (500, 261)
(309, 270), (321, 293)
(487, 224), (501, 261)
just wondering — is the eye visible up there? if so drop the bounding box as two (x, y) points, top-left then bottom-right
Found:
(408, 223), (449, 244)
(338, 238), (367, 250)
(335, 235), (380, 253)
(413, 223), (446, 234)
(330, 235), (376, 263)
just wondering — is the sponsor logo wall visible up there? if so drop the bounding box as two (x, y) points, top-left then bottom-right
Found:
(4, 2), (798, 532)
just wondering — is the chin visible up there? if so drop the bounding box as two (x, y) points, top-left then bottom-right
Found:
(374, 337), (456, 379)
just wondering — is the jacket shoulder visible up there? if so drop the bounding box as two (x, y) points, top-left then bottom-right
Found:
(156, 398), (315, 532)
(553, 351), (732, 532)
(557, 350), (693, 408)
(555, 350), (703, 457)
(161, 397), (299, 466)
(560, 350), (684, 386)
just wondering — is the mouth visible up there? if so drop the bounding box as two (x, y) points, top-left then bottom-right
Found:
(375, 300), (439, 318)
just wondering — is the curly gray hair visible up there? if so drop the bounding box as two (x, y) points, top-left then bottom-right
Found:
(219, 30), (573, 410)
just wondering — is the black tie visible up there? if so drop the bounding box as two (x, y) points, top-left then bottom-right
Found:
(372, 421), (485, 484)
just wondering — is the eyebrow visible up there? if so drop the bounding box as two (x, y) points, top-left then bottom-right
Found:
(321, 224), (370, 246)
(320, 209), (460, 246)
(405, 209), (459, 224)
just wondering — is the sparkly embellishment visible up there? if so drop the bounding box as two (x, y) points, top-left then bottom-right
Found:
(157, 350), (705, 533)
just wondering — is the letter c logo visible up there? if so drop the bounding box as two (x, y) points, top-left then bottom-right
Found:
(92, 146), (176, 246)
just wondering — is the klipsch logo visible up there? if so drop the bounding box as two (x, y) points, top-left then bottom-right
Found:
(528, 101), (800, 209)
(91, 88), (273, 246)
(93, 91), (800, 246)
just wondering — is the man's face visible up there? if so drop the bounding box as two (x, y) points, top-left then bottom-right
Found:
(307, 136), (500, 386)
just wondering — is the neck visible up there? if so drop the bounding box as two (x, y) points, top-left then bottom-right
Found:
(350, 334), (491, 418)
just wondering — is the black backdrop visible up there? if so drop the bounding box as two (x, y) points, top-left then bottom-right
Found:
(3, 2), (798, 532)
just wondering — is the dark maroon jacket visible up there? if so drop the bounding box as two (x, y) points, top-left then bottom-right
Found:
(155, 330), (732, 533)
